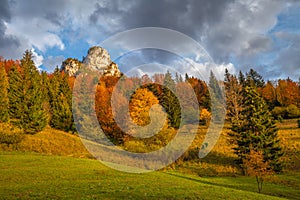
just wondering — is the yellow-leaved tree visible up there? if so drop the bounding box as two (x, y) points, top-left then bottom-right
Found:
(129, 88), (160, 126)
(199, 108), (211, 125)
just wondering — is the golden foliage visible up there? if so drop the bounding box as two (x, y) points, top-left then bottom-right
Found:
(129, 88), (159, 126)
(199, 109), (211, 125)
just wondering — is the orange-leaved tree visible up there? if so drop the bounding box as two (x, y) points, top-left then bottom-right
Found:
(243, 148), (274, 193)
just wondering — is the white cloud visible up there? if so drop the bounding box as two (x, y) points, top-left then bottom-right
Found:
(174, 58), (236, 81)
(6, 17), (64, 52)
(0, 0), (298, 79)
(31, 48), (44, 69)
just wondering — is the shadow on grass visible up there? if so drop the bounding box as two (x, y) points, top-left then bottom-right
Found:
(165, 172), (299, 200)
(201, 151), (238, 166)
(165, 172), (247, 190)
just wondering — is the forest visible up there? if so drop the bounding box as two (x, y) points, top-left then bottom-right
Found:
(0, 50), (300, 194)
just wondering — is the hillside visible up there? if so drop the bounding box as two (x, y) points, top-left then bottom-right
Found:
(0, 127), (92, 159)
(1, 151), (297, 200)
(0, 119), (299, 199)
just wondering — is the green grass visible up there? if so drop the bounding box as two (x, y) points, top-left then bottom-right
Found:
(0, 120), (299, 199)
(0, 151), (292, 200)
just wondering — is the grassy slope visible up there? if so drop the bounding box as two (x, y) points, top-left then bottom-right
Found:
(0, 127), (92, 158)
(0, 151), (289, 200)
(0, 119), (299, 199)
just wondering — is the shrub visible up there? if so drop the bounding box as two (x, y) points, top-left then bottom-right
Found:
(0, 123), (24, 149)
(286, 104), (300, 118)
(271, 107), (286, 119)
(123, 140), (148, 153)
(297, 119), (300, 128)
(272, 105), (300, 119)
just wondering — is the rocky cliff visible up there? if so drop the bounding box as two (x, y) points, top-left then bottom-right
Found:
(61, 46), (121, 77)
(61, 58), (81, 77)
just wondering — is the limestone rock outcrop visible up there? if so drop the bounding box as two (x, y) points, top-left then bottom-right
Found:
(61, 46), (121, 77)
(83, 46), (121, 77)
(61, 58), (81, 76)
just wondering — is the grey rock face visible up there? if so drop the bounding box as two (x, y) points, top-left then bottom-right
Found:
(83, 46), (121, 77)
(62, 46), (121, 77)
(83, 46), (111, 71)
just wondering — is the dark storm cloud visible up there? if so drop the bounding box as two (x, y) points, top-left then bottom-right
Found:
(0, 0), (10, 20)
(0, 0), (20, 56)
(87, 0), (288, 66)
(89, 0), (233, 38)
(1, 0), (299, 78)
(11, 0), (67, 19)
(89, 0), (235, 65)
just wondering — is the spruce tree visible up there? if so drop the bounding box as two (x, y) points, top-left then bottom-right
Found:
(0, 64), (9, 122)
(40, 71), (51, 124)
(22, 50), (47, 134)
(9, 50), (47, 134)
(238, 71), (246, 87)
(8, 66), (23, 123)
(231, 86), (283, 173)
(162, 71), (181, 128)
(246, 68), (265, 88)
(49, 68), (74, 132)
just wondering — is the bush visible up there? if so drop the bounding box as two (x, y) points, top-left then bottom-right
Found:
(298, 119), (300, 128)
(272, 105), (300, 119)
(286, 104), (300, 118)
(123, 140), (148, 153)
(272, 107), (286, 119)
(0, 123), (24, 149)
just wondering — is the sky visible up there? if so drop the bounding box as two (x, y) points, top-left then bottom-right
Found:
(0, 0), (299, 80)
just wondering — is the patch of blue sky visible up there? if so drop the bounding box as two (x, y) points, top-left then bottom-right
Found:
(269, 4), (300, 34)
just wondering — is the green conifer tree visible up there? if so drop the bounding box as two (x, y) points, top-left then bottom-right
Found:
(21, 50), (47, 134)
(246, 68), (265, 88)
(231, 86), (283, 173)
(9, 50), (47, 134)
(49, 68), (74, 132)
(8, 66), (23, 123)
(40, 71), (51, 124)
(162, 71), (181, 128)
(0, 64), (9, 122)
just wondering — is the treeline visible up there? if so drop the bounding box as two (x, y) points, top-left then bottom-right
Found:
(0, 51), (75, 135)
(1, 52), (299, 137)
(1, 51), (299, 177)
(225, 69), (300, 120)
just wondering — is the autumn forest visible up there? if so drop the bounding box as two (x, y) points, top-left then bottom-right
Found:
(0, 50), (300, 197)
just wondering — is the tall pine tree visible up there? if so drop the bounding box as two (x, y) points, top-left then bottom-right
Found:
(230, 86), (283, 173)
(49, 68), (74, 132)
(162, 71), (181, 128)
(246, 68), (265, 88)
(9, 50), (47, 134)
(8, 66), (23, 123)
(0, 64), (9, 122)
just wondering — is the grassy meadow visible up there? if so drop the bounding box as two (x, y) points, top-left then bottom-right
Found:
(0, 119), (299, 199)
